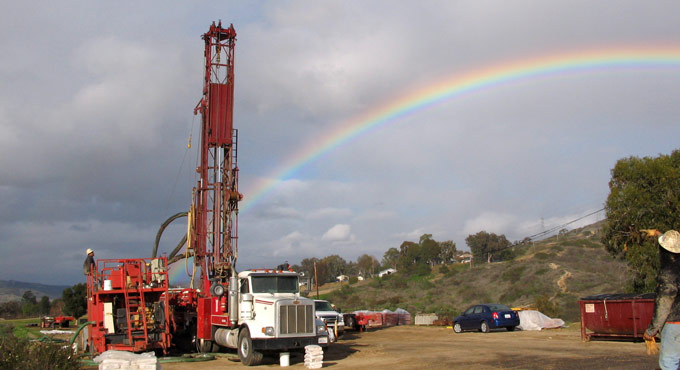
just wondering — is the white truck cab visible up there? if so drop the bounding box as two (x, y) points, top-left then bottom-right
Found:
(212, 270), (328, 366)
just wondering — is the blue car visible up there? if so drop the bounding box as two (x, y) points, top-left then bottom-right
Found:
(453, 304), (519, 333)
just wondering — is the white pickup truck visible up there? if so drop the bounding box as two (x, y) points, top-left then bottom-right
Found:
(314, 299), (344, 340)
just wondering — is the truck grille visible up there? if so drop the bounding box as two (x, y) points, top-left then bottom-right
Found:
(319, 315), (337, 324)
(279, 304), (314, 334)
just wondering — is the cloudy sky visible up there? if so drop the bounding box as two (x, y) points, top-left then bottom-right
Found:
(2, 1), (680, 286)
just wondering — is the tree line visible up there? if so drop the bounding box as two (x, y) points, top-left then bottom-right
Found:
(291, 231), (528, 285)
(0, 284), (87, 319)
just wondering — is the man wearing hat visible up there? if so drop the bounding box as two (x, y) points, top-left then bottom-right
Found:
(642, 229), (680, 370)
(83, 248), (95, 275)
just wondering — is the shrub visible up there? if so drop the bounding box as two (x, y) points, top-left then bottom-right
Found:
(415, 263), (432, 276)
(534, 268), (549, 276)
(501, 266), (526, 282)
(348, 276), (359, 284)
(534, 252), (553, 260)
(534, 295), (560, 317)
(369, 277), (384, 289)
(0, 324), (80, 370)
(555, 293), (580, 322)
(386, 275), (408, 289)
(439, 265), (450, 275)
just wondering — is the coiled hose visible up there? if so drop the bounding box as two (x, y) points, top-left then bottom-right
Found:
(71, 321), (218, 365)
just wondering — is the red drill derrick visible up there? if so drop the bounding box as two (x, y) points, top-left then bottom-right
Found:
(191, 21), (241, 295)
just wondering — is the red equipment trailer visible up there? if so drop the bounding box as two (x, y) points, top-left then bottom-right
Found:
(41, 316), (75, 328)
(86, 258), (172, 353)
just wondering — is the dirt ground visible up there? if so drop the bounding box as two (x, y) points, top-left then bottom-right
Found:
(153, 324), (659, 370)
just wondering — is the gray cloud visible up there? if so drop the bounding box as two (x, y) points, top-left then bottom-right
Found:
(1, 1), (679, 284)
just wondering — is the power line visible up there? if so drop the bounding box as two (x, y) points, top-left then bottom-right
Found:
(526, 208), (605, 241)
(479, 207), (606, 256)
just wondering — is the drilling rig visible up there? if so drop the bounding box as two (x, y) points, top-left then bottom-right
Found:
(189, 18), (242, 348)
(85, 21), (328, 365)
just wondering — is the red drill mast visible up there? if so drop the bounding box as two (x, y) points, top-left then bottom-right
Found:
(191, 21), (241, 295)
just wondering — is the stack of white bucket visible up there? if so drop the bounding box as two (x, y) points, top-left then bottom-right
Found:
(304, 345), (324, 369)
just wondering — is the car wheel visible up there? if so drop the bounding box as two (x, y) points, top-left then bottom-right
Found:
(453, 322), (462, 333)
(238, 327), (263, 366)
(480, 321), (490, 333)
(507, 326), (516, 332)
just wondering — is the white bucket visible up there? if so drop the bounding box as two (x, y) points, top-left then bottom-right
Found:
(279, 352), (290, 367)
(103, 280), (112, 290)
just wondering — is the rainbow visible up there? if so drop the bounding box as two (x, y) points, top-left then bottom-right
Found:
(168, 258), (191, 284)
(240, 46), (680, 212)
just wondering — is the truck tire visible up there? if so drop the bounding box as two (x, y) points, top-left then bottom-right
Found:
(453, 322), (462, 333)
(238, 327), (263, 366)
(480, 321), (490, 333)
(197, 338), (216, 353)
(346, 315), (356, 330)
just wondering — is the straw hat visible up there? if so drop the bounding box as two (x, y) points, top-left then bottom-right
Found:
(86, 248), (94, 255)
(659, 230), (680, 253)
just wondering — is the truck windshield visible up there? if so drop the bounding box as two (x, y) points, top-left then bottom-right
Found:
(251, 276), (299, 294)
(315, 301), (335, 311)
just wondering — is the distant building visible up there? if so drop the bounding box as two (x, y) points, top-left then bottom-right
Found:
(378, 268), (397, 277)
(357, 276), (364, 281)
(456, 253), (473, 263)
(336, 275), (348, 282)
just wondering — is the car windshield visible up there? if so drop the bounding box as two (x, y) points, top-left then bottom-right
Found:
(315, 301), (335, 311)
(251, 276), (299, 294)
(486, 304), (512, 312)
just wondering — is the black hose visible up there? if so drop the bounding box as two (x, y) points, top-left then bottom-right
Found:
(168, 251), (194, 266)
(168, 234), (188, 260)
(153, 212), (188, 258)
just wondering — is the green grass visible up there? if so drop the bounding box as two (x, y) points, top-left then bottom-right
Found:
(2, 318), (43, 339)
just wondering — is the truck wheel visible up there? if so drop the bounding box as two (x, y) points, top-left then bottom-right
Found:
(506, 326), (516, 331)
(346, 316), (356, 330)
(453, 322), (462, 333)
(238, 327), (263, 366)
(480, 321), (490, 333)
(197, 338), (216, 353)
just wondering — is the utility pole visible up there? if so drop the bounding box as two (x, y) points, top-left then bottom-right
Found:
(314, 262), (319, 299)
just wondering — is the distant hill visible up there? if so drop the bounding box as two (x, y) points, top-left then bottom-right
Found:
(322, 221), (633, 322)
(0, 280), (71, 303)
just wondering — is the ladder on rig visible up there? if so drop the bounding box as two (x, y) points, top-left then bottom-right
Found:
(122, 261), (149, 345)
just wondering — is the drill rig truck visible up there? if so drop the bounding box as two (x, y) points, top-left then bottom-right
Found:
(85, 21), (328, 366)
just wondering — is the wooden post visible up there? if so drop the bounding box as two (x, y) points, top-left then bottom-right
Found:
(314, 262), (319, 299)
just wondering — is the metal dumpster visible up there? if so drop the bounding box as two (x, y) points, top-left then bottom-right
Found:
(579, 293), (655, 341)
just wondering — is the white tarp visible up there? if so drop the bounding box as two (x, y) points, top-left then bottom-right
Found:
(93, 350), (160, 370)
(517, 310), (565, 331)
(39, 329), (74, 334)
